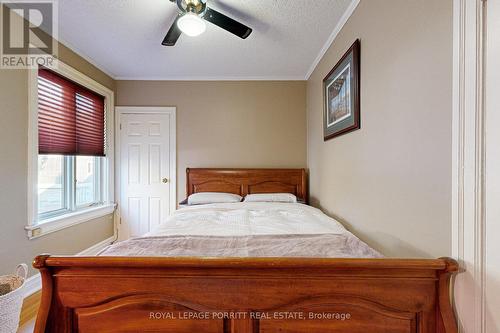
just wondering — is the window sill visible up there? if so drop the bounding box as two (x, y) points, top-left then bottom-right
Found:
(25, 203), (116, 239)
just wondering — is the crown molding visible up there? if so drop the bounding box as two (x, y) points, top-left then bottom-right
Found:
(304, 0), (360, 80)
(56, 36), (118, 79)
(114, 75), (306, 81)
(9, 3), (117, 79)
(21, 0), (359, 81)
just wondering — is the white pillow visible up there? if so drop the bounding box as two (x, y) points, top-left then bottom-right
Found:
(244, 193), (297, 203)
(187, 192), (242, 205)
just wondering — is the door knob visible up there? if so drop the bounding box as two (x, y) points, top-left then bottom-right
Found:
(162, 178), (169, 183)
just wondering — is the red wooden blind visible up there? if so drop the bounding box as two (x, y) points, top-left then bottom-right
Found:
(38, 68), (105, 156)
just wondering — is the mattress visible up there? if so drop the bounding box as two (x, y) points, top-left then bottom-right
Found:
(99, 202), (382, 258)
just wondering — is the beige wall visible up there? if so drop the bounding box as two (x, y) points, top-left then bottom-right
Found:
(0, 0), (453, 279)
(117, 81), (307, 200)
(306, 0), (453, 257)
(0, 41), (115, 277)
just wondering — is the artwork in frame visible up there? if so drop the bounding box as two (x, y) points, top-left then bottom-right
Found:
(323, 39), (360, 141)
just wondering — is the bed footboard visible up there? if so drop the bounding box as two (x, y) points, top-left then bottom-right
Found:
(33, 256), (458, 333)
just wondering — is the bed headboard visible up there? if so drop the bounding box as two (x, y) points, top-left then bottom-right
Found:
(186, 168), (308, 203)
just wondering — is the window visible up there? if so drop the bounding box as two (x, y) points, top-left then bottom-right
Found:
(26, 61), (115, 239)
(37, 155), (103, 219)
(36, 67), (106, 221)
(38, 68), (105, 156)
(76, 155), (100, 207)
(38, 155), (65, 215)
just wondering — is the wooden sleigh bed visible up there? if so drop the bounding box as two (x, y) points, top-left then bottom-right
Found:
(33, 168), (459, 333)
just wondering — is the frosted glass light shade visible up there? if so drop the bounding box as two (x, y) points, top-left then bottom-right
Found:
(177, 13), (206, 37)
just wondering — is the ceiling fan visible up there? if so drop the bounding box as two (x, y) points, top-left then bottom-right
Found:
(162, 0), (252, 46)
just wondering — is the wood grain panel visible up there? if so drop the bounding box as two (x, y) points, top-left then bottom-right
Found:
(32, 256), (459, 333)
(193, 180), (243, 196)
(75, 295), (226, 333)
(247, 181), (298, 195)
(256, 295), (416, 333)
(186, 168), (308, 203)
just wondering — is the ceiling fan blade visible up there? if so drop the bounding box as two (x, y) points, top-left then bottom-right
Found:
(162, 16), (182, 46)
(203, 7), (252, 39)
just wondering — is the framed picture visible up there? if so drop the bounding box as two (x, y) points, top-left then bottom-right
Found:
(323, 39), (360, 141)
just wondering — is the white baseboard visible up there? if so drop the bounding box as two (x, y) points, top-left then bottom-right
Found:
(75, 235), (115, 256)
(23, 273), (42, 298)
(23, 236), (115, 298)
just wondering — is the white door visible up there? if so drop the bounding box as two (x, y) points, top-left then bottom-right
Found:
(118, 108), (176, 239)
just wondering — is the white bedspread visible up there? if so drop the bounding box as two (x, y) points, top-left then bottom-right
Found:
(101, 202), (382, 258)
(146, 202), (348, 237)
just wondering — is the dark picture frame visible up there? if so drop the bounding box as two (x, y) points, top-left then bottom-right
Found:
(323, 39), (360, 141)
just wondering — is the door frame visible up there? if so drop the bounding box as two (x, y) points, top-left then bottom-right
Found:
(115, 106), (177, 240)
(452, 0), (488, 331)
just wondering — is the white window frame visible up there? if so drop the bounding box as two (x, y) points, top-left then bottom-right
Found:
(37, 154), (69, 220)
(74, 155), (102, 209)
(37, 155), (103, 220)
(26, 61), (115, 239)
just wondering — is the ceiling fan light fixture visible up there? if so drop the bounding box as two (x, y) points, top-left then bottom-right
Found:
(177, 12), (206, 37)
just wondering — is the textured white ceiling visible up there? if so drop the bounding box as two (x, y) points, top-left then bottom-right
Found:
(57, 0), (355, 80)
